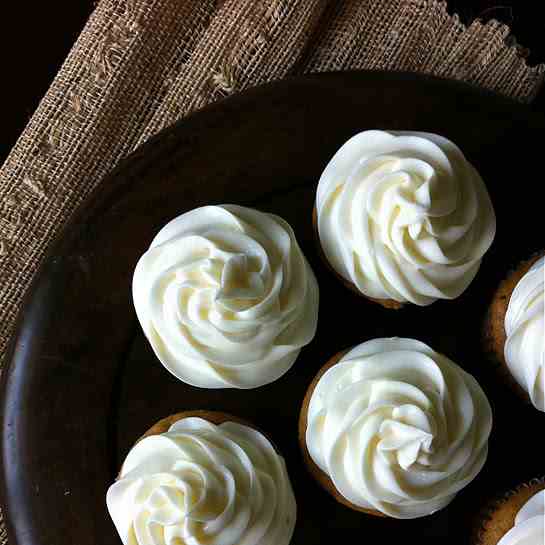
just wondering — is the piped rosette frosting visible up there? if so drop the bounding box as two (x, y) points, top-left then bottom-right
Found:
(504, 256), (544, 411)
(315, 130), (496, 305)
(107, 416), (296, 545)
(133, 205), (319, 389)
(305, 338), (492, 518)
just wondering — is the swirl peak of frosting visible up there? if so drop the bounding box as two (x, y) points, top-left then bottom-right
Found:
(504, 256), (544, 411)
(497, 490), (544, 545)
(305, 338), (492, 518)
(133, 205), (319, 389)
(107, 417), (296, 545)
(316, 130), (496, 305)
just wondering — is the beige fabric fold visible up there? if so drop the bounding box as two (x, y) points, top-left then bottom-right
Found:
(0, 1), (543, 540)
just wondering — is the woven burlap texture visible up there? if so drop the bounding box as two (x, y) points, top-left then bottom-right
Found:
(0, 0), (544, 541)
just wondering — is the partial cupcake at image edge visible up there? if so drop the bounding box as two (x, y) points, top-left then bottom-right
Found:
(314, 130), (496, 308)
(133, 204), (319, 389)
(107, 410), (296, 545)
(483, 252), (544, 411)
(299, 337), (493, 519)
(472, 477), (544, 545)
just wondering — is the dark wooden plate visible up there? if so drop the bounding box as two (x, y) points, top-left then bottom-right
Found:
(1, 71), (543, 545)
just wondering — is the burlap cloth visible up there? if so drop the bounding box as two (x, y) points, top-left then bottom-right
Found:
(0, 0), (544, 541)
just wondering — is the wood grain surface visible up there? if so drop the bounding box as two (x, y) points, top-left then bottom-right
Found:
(1, 72), (544, 545)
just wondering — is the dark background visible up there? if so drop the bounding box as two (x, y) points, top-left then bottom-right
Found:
(1, 1), (545, 163)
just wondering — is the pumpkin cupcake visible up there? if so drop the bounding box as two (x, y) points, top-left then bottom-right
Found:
(299, 338), (492, 518)
(484, 253), (544, 411)
(107, 411), (296, 545)
(314, 130), (496, 308)
(133, 205), (319, 389)
(474, 477), (544, 545)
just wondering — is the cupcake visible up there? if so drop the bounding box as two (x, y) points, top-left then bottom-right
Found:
(314, 130), (496, 307)
(484, 253), (544, 411)
(107, 411), (296, 545)
(299, 337), (492, 518)
(474, 478), (544, 545)
(133, 205), (319, 389)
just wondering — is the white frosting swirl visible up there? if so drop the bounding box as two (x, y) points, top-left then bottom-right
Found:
(133, 205), (319, 389)
(497, 490), (544, 545)
(504, 256), (544, 411)
(316, 130), (496, 305)
(305, 338), (492, 518)
(107, 417), (296, 545)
